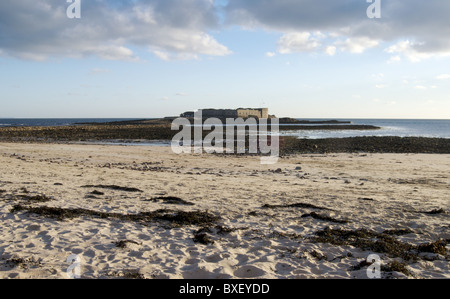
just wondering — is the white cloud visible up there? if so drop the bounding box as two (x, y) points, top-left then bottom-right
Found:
(414, 85), (427, 90)
(337, 37), (379, 54)
(324, 46), (336, 56)
(277, 32), (321, 54)
(0, 0), (231, 61)
(226, 0), (450, 60)
(266, 52), (276, 57)
(385, 40), (431, 63)
(375, 84), (387, 89)
(436, 74), (450, 80)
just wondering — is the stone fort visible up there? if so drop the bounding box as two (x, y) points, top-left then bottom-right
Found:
(181, 108), (270, 119)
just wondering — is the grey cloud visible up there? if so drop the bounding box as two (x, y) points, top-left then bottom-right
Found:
(225, 0), (450, 58)
(1, 0), (450, 61)
(0, 0), (230, 61)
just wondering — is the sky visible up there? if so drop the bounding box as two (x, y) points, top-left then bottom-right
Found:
(1, 0), (450, 119)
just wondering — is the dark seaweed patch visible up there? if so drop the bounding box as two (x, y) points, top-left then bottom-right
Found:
(5, 256), (42, 269)
(193, 228), (215, 245)
(81, 185), (143, 193)
(382, 260), (411, 276)
(10, 204), (219, 227)
(312, 227), (449, 261)
(422, 208), (446, 215)
(382, 228), (414, 236)
(312, 227), (416, 260)
(349, 259), (411, 277)
(114, 240), (141, 249)
(145, 196), (194, 206)
(262, 202), (332, 211)
(106, 270), (145, 279)
(154, 210), (219, 226)
(90, 190), (105, 196)
(416, 240), (448, 255)
(301, 212), (349, 224)
(18, 194), (54, 202)
(358, 197), (375, 201)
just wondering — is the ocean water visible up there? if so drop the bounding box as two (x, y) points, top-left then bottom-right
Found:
(0, 118), (141, 128)
(283, 119), (450, 139)
(0, 118), (449, 139)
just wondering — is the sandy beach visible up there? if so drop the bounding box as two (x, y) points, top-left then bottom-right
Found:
(0, 142), (448, 279)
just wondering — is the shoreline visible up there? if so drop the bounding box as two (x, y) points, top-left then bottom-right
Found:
(0, 134), (449, 155)
(0, 121), (449, 154)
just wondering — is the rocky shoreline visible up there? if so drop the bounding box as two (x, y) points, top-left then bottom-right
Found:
(281, 136), (450, 154)
(0, 121), (448, 154)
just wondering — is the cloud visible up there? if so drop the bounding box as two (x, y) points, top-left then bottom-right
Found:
(266, 52), (276, 57)
(226, 0), (450, 58)
(336, 37), (380, 54)
(324, 46), (336, 56)
(277, 32), (321, 54)
(2, 0), (450, 62)
(385, 40), (433, 63)
(436, 74), (450, 80)
(0, 0), (231, 61)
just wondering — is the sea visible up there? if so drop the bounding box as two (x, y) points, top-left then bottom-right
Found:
(0, 118), (449, 139)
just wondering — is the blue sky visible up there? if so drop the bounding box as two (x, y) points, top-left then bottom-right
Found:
(1, 0), (450, 119)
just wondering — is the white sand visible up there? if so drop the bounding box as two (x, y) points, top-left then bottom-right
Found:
(0, 142), (448, 279)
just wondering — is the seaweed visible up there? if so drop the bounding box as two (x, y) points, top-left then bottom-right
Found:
(301, 212), (349, 224)
(382, 260), (411, 276)
(262, 202), (332, 211)
(10, 204), (219, 227)
(416, 240), (448, 255)
(310, 250), (328, 261)
(349, 259), (411, 277)
(312, 227), (417, 261)
(18, 194), (54, 202)
(106, 270), (145, 279)
(358, 197), (375, 201)
(145, 196), (195, 206)
(154, 210), (219, 226)
(193, 228), (215, 245)
(81, 185), (143, 193)
(114, 240), (141, 249)
(422, 208), (446, 215)
(90, 190), (105, 196)
(5, 256), (42, 269)
(312, 227), (448, 261)
(382, 228), (414, 236)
